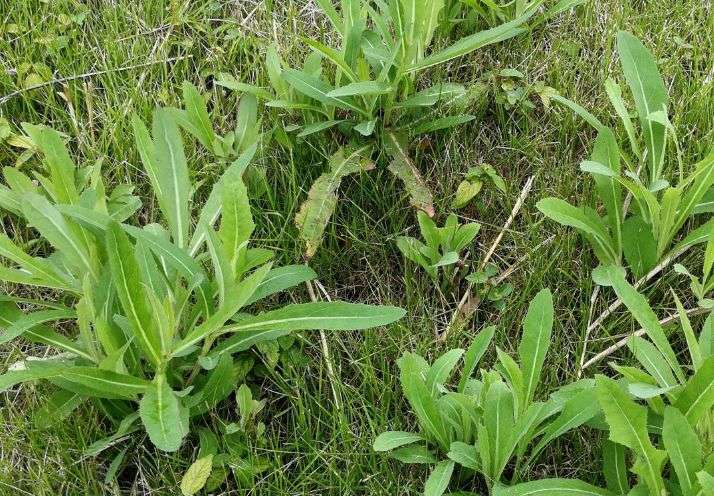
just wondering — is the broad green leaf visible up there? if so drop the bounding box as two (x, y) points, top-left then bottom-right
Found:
(603, 440), (630, 494)
(536, 198), (618, 264)
(214, 74), (273, 100)
(22, 193), (95, 276)
(447, 441), (479, 470)
(617, 31), (668, 182)
(373, 431), (423, 451)
(106, 222), (163, 366)
(235, 94), (258, 151)
(594, 265), (684, 382)
(354, 119), (377, 136)
(189, 353), (238, 416)
(662, 406), (702, 496)
(297, 120), (343, 137)
(426, 348), (464, 395)
(674, 355), (714, 425)
(394, 84), (466, 109)
(519, 288), (553, 405)
(327, 81), (391, 98)
(180, 81), (215, 149)
(458, 325), (495, 393)
(209, 329), (292, 358)
(282, 69), (369, 117)
(140, 373), (188, 452)
(596, 375), (666, 495)
(246, 264), (317, 305)
(494, 479), (614, 496)
(0, 232), (71, 289)
(153, 108), (192, 248)
(621, 216), (657, 279)
(295, 146), (373, 259)
(220, 301), (405, 334)
(409, 16), (530, 72)
(180, 455), (214, 496)
(484, 381), (515, 480)
(389, 445), (437, 464)
(424, 460), (454, 496)
(0, 309), (75, 345)
(409, 115), (475, 135)
(384, 132), (434, 216)
(52, 366), (148, 399)
(22, 123), (79, 204)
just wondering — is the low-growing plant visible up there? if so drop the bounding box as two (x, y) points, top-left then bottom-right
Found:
(502, 266), (714, 495)
(537, 31), (714, 280)
(374, 289), (601, 495)
(397, 211), (480, 289)
(220, 0), (536, 258)
(0, 111), (405, 467)
(452, 163), (506, 209)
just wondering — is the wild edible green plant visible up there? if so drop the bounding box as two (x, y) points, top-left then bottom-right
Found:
(537, 31), (714, 280)
(0, 114), (405, 458)
(397, 211), (479, 286)
(374, 290), (600, 495)
(452, 163), (506, 209)
(220, 0), (534, 258)
(502, 266), (714, 495)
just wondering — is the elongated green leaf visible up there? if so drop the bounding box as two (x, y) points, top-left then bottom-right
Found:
(384, 131), (435, 216)
(674, 355), (714, 425)
(84, 412), (141, 456)
(33, 390), (84, 429)
(458, 325), (495, 393)
(22, 124), (79, 204)
(604, 79), (641, 158)
(426, 348), (464, 395)
(536, 198), (617, 264)
(282, 69), (369, 117)
(23, 193), (95, 276)
(151, 108), (192, 248)
(297, 120), (343, 137)
(621, 216), (656, 279)
(246, 265), (317, 306)
(494, 479), (614, 496)
(0, 232), (71, 288)
(0, 309), (76, 345)
(140, 373), (188, 452)
(447, 441), (479, 470)
(410, 115), (475, 135)
(662, 406), (702, 496)
(394, 83), (466, 109)
(106, 222), (162, 366)
(519, 288), (553, 405)
(626, 336), (677, 389)
(602, 440), (630, 494)
(181, 81), (215, 149)
(181, 455), (213, 496)
(189, 353), (238, 416)
(303, 38), (358, 82)
(210, 328), (291, 358)
(327, 81), (392, 98)
(594, 265), (684, 383)
(424, 460), (454, 496)
(617, 31), (668, 182)
(220, 301), (405, 334)
(295, 146), (374, 259)
(596, 375), (666, 495)
(409, 15), (529, 72)
(55, 366), (149, 399)
(373, 431), (423, 452)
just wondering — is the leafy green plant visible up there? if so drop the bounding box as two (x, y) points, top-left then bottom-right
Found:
(503, 266), (714, 495)
(374, 289), (600, 495)
(537, 31), (714, 280)
(452, 163), (506, 209)
(220, 0), (535, 258)
(397, 211), (479, 287)
(0, 113), (405, 462)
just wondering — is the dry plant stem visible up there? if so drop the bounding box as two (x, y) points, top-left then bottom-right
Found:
(306, 279), (342, 411)
(585, 245), (694, 337)
(581, 306), (708, 371)
(442, 176), (535, 340)
(0, 55), (191, 106)
(577, 285), (600, 378)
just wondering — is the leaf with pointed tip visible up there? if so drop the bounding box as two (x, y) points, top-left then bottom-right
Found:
(424, 460), (455, 496)
(662, 406), (702, 496)
(519, 288), (553, 405)
(494, 479), (614, 496)
(373, 431), (423, 452)
(384, 132), (434, 216)
(140, 373), (188, 452)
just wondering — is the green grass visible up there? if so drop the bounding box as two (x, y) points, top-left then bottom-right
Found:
(0, 0), (712, 494)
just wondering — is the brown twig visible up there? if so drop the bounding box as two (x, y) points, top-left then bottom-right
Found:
(581, 306), (708, 371)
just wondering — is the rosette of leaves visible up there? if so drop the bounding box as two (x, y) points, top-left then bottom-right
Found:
(219, 0), (537, 258)
(502, 267), (714, 495)
(396, 211), (480, 290)
(374, 290), (601, 495)
(537, 32), (714, 281)
(0, 112), (405, 464)
(453, 163), (506, 209)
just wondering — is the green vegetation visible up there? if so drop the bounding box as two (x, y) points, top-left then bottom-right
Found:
(1, 0), (713, 495)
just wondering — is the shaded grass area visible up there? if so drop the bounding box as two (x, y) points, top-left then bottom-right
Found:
(0, 0), (712, 493)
